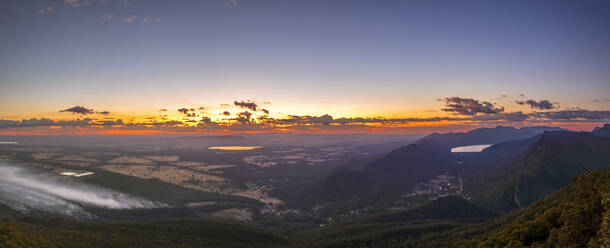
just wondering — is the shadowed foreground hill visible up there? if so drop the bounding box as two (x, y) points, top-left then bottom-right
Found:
(0, 216), (285, 248)
(447, 165), (610, 247)
(366, 196), (497, 223)
(290, 196), (498, 248)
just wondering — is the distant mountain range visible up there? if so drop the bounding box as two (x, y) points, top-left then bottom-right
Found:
(593, 123), (610, 137)
(304, 125), (568, 204)
(420, 125), (567, 147)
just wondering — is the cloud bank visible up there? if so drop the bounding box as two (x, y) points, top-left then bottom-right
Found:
(1, 97), (609, 133)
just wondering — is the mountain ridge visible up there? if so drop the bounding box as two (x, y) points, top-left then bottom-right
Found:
(473, 131), (610, 212)
(593, 123), (610, 137)
(304, 126), (565, 205)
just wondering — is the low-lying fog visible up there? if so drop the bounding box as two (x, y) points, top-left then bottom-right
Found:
(0, 162), (163, 218)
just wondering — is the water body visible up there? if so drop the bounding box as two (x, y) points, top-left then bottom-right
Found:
(451, 144), (492, 153)
(208, 146), (262, 151)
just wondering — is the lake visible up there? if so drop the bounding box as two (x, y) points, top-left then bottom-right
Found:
(451, 144), (492, 153)
(208, 146), (262, 151)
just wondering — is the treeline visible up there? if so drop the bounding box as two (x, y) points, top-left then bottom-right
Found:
(0, 218), (285, 248)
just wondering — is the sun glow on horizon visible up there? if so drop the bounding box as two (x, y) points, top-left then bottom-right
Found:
(208, 146), (263, 151)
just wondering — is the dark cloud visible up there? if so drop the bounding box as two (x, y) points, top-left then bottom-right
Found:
(234, 101), (257, 111)
(274, 114), (334, 125)
(501, 94), (507, 98)
(177, 108), (193, 114)
(530, 110), (610, 120)
(159, 109), (167, 112)
(60, 106), (95, 115)
(1, 118), (69, 128)
(146, 120), (184, 127)
(177, 108), (197, 117)
(593, 99), (610, 103)
(516, 99), (557, 110)
(233, 111), (252, 123)
(238, 111), (252, 119)
(441, 97), (504, 115)
(464, 111), (529, 122)
(98, 111), (110, 115)
(261, 109), (269, 115)
(0, 118), (131, 128)
(98, 119), (123, 125)
(199, 116), (213, 124)
(306, 114), (333, 125)
(222, 111), (231, 116)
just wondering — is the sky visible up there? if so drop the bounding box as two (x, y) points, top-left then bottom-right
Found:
(1, 0), (609, 134)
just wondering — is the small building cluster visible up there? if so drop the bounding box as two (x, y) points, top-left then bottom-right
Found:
(406, 173), (464, 199)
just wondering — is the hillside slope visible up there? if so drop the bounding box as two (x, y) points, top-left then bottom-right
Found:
(448, 165), (610, 247)
(0, 212), (285, 248)
(474, 131), (610, 212)
(366, 196), (497, 224)
(291, 196), (498, 248)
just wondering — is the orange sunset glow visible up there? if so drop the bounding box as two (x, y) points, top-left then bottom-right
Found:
(1, 1), (610, 247)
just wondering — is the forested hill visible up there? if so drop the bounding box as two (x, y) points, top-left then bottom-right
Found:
(0, 214), (285, 248)
(447, 165), (610, 247)
(472, 131), (610, 212)
(291, 165), (610, 247)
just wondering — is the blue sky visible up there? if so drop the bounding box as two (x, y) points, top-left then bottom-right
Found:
(0, 0), (609, 133)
